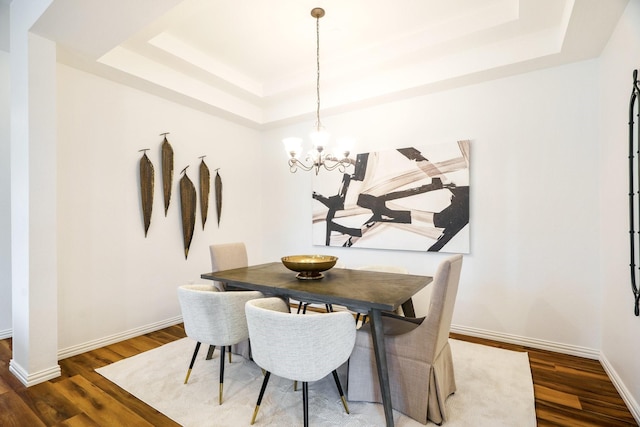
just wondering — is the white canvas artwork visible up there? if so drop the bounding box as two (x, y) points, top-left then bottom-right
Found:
(312, 140), (470, 253)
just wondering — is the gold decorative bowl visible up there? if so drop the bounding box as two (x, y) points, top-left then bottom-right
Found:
(281, 255), (338, 280)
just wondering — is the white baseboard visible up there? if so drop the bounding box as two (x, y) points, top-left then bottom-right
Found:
(0, 328), (11, 340)
(57, 316), (183, 360)
(600, 353), (640, 424)
(450, 324), (600, 359)
(9, 359), (61, 387)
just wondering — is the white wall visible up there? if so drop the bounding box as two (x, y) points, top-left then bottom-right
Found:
(0, 0), (8, 338)
(599, 0), (640, 419)
(0, 49), (10, 338)
(56, 64), (263, 351)
(261, 60), (602, 352)
(0, 1), (8, 53)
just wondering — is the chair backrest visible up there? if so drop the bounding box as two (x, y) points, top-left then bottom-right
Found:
(177, 284), (263, 346)
(419, 254), (463, 361)
(245, 297), (356, 382)
(209, 242), (248, 291)
(210, 242), (248, 271)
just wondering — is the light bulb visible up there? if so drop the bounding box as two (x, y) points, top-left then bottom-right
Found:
(283, 137), (303, 159)
(336, 137), (354, 158)
(310, 126), (329, 152)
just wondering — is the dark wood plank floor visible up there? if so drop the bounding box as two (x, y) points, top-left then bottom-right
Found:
(0, 324), (637, 426)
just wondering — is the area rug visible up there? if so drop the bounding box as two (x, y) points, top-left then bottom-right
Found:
(96, 338), (536, 426)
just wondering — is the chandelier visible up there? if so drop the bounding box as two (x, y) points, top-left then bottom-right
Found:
(284, 7), (354, 175)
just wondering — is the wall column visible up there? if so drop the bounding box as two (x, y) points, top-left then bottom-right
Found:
(9, 0), (59, 386)
(0, 2), (11, 339)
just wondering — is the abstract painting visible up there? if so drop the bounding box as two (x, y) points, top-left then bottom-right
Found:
(312, 140), (470, 253)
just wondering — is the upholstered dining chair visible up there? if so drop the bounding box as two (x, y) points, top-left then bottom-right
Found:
(177, 284), (263, 405)
(245, 297), (356, 427)
(209, 242), (253, 359)
(209, 242), (249, 291)
(347, 254), (463, 425)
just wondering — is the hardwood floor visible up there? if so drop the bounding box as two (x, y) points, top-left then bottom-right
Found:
(0, 324), (637, 426)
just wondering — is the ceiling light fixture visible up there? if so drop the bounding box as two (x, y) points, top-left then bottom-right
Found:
(283, 7), (354, 175)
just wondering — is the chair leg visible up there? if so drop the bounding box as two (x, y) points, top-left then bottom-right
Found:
(251, 371), (271, 425)
(219, 346), (226, 405)
(184, 341), (201, 384)
(331, 370), (349, 414)
(206, 344), (216, 360)
(296, 301), (304, 314)
(302, 382), (309, 427)
(300, 303), (333, 314)
(228, 345), (232, 363)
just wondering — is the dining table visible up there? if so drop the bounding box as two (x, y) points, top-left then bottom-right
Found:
(201, 261), (432, 427)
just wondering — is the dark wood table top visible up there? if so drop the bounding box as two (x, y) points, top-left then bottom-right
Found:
(201, 262), (431, 313)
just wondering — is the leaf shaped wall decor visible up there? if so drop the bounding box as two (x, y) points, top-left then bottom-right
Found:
(215, 169), (222, 227)
(138, 149), (154, 237)
(199, 156), (210, 230)
(161, 132), (174, 216)
(180, 166), (197, 259)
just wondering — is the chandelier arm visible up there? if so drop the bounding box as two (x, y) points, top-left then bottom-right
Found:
(322, 162), (345, 173)
(288, 158), (315, 173)
(322, 157), (351, 173)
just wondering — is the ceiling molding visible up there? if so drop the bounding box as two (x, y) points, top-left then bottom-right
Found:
(33, 0), (629, 128)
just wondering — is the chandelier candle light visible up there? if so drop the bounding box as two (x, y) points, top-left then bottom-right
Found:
(284, 7), (354, 175)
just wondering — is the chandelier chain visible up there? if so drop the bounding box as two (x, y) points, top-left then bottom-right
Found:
(315, 13), (321, 131)
(283, 7), (353, 174)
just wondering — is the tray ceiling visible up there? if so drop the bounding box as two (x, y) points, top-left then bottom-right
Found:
(32, 0), (629, 128)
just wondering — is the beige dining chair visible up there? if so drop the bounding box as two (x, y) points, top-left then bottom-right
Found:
(347, 254), (463, 425)
(245, 297), (356, 427)
(209, 242), (252, 359)
(209, 242), (249, 291)
(177, 284), (264, 405)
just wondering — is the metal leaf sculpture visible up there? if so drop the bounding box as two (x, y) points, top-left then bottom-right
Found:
(199, 156), (210, 230)
(215, 168), (222, 227)
(161, 132), (174, 216)
(138, 149), (154, 237)
(180, 166), (197, 259)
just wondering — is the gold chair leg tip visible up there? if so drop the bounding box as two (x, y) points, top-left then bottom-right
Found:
(251, 405), (260, 424)
(341, 396), (350, 414)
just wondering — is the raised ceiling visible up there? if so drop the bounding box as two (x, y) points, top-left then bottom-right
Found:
(32, 0), (629, 128)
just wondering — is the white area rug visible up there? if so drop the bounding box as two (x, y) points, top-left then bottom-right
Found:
(96, 338), (536, 426)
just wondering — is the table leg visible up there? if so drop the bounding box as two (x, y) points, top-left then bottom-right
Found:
(369, 308), (394, 427)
